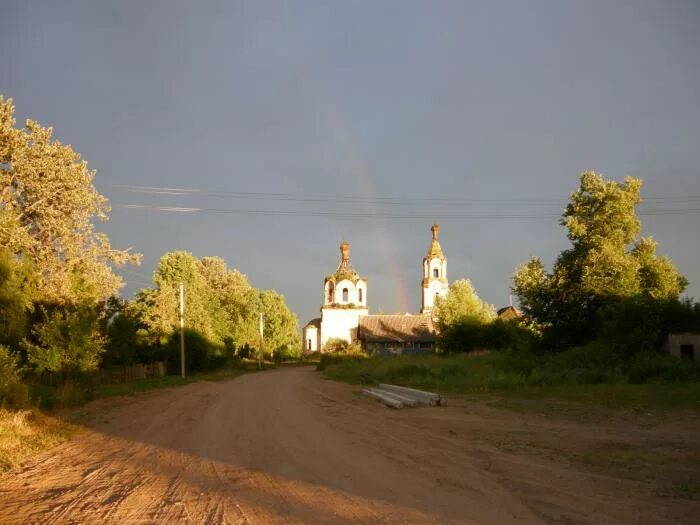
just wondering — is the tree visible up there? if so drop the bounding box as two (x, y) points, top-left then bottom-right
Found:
(0, 96), (140, 305)
(0, 250), (31, 346)
(128, 251), (300, 362)
(24, 305), (105, 372)
(433, 279), (496, 331)
(260, 290), (300, 359)
(513, 171), (687, 347)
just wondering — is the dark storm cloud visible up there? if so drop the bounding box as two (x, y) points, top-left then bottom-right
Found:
(2, 0), (699, 325)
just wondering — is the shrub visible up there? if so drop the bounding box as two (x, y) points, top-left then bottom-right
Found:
(165, 328), (224, 373)
(322, 338), (361, 354)
(103, 312), (140, 366)
(438, 318), (537, 353)
(317, 339), (367, 371)
(24, 305), (105, 373)
(0, 345), (29, 409)
(596, 297), (663, 356)
(626, 352), (700, 384)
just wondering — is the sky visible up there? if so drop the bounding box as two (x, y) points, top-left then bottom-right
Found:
(1, 0), (699, 326)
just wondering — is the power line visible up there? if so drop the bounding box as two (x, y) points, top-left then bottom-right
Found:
(107, 183), (700, 207)
(118, 204), (700, 220)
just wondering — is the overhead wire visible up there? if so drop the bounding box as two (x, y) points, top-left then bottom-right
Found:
(105, 183), (700, 220)
(107, 183), (700, 207)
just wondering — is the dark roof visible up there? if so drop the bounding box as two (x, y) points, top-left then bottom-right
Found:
(496, 306), (521, 319)
(358, 314), (436, 343)
(304, 318), (321, 329)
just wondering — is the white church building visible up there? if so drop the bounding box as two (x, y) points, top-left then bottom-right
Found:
(303, 224), (449, 354)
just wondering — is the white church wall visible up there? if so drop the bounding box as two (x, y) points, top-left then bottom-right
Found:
(320, 307), (368, 348)
(303, 325), (319, 353)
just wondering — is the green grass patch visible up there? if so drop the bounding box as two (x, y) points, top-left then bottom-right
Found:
(322, 352), (700, 411)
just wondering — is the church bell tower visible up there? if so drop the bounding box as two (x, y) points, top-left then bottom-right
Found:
(421, 224), (448, 313)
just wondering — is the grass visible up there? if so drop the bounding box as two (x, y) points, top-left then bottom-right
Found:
(0, 409), (78, 472)
(321, 352), (700, 412)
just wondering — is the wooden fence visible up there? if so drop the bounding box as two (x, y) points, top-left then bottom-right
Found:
(99, 362), (167, 385)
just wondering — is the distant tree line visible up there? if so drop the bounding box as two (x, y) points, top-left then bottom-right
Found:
(435, 171), (700, 380)
(0, 96), (298, 409)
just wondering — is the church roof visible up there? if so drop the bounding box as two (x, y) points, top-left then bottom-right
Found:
(425, 224), (446, 260)
(358, 314), (436, 343)
(304, 318), (321, 329)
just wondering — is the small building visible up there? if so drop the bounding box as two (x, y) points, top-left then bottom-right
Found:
(664, 333), (700, 361)
(358, 314), (436, 356)
(303, 318), (321, 353)
(496, 305), (522, 321)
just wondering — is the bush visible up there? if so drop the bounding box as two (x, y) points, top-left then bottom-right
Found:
(25, 371), (100, 410)
(626, 352), (700, 384)
(596, 297), (663, 356)
(317, 339), (367, 371)
(165, 328), (226, 373)
(103, 312), (140, 366)
(24, 305), (105, 373)
(438, 318), (537, 353)
(322, 338), (364, 355)
(0, 345), (29, 409)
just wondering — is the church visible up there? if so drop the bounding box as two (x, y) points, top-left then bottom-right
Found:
(303, 224), (449, 355)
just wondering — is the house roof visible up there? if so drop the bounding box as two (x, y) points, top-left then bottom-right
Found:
(358, 314), (436, 343)
(496, 306), (521, 319)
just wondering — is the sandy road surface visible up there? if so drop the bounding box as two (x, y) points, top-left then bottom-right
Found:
(0, 368), (697, 524)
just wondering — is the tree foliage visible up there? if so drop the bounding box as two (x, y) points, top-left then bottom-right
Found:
(0, 96), (140, 305)
(129, 251), (300, 363)
(0, 250), (31, 346)
(433, 279), (496, 331)
(513, 171), (687, 347)
(24, 306), (105, 372)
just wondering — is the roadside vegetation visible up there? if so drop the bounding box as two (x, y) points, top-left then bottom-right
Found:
(0, 96), (299, 466)
(323, 172), (700, 413)
(322, 352), (700, 409)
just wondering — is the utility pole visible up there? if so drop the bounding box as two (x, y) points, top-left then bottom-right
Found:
(179, 282), (185, 378)
(258, 311), (264, 370)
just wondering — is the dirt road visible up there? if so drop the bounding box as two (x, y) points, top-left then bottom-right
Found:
(0, 368), (697, 524)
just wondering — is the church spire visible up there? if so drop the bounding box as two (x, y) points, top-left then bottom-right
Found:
(421, 223), (448, 313)
(426, 223), (445, 260)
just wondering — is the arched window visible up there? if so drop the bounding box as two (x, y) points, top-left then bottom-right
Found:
(327, 283), (334, 303)
(358, 288), (363, 303)
(433, 268), (439, 278)
(342, 288), (349, 302)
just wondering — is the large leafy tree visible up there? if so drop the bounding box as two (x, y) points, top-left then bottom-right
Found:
(513, 171), (686, 347)
(0, 96), (140, 305)
(131, 251), (299, 359)
(433, 279), (496, 331)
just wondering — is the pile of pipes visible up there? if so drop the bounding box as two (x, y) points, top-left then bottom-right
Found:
(363, 384), (441, 409)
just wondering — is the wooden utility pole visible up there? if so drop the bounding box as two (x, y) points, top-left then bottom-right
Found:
(258, 311), (264, 370)
(179, 282), (185, 378)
